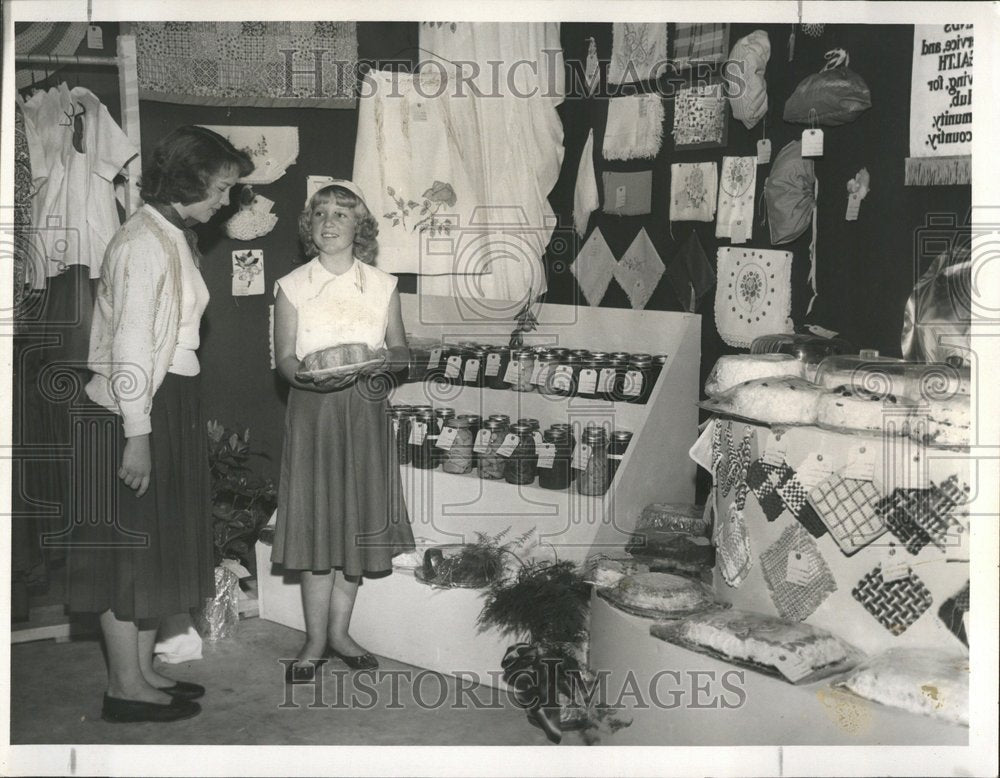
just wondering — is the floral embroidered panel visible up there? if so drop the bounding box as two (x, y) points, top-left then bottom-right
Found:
(714, 247), (794, 348)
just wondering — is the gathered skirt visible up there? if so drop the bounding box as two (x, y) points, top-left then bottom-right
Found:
(271, 380), (414, 576)
(65, 373), (215, 621)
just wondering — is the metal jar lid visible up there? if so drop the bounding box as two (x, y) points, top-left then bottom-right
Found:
(609, 351), (631, 361)
(611, 429), (634, 443)
(434, 407), (456, 420)
(458, 414), (482, 425)
(582, 425), (608, 444)
(517, 418), (540, 431)
(628, 354), (653, 368)
(484, 418), (508, 431)
(511, 422), (534, 435)
(543, 427), (569, 443)
(653, 354), (669, 365)
(446, 416), (471, 429)
(488, 414), (511, 424)
(512, 349), (534, 360)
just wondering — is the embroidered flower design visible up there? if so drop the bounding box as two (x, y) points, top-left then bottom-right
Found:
(683, 167), (708, 209)
(739, 269), (763, 304)
(385, 181), (457, 235)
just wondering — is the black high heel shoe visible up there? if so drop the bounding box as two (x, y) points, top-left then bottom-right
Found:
(156, 680), (205, 701)
(325, 646), (379, 671)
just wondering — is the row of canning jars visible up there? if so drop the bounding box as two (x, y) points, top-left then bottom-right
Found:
(406, 344), (668, 405)
(388, 405), (632, 496)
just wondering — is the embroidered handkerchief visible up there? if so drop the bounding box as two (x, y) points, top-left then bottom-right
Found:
(603, 170), (653, 216)
(573, 129), (599, 237)
(609, 23), (668, 85)
(571, 227), (617, 306)
(602, 94), (665, 161)
(670, 162), (718, 222)
(672, 83), (726, 147)
(613, 228), (665, 310)
(198, 125), (299, 184)
(714, 247), (793, 348)
(716, 156), (757, 242)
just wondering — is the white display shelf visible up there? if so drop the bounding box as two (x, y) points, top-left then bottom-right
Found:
(257, 293), (702, 686)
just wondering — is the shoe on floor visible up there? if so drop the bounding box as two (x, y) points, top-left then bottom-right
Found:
(156, 680), (205, 700)
(101, 694), (201, 723)
(326, 646), (379, 671)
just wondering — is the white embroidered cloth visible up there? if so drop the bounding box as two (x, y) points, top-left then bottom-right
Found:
(714, 247), (794, 348)
(602, 94), (665, 161)
(571, 228), (616, 306)
(716, 156), (757, 241)
(613, 228), (665, 310)
(670, 162), (718, 222)
(609, 23), (668, 85)
(574, 129), (599, 237)
(199, 126), (298, 185)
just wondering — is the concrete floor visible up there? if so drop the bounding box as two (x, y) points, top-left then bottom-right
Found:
(9, 616), (567, 746)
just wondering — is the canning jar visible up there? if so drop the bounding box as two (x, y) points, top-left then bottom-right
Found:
(550, 422), (577, 482)
(478, 418), (509, 480)
(391, 406), (413, 465)
(537, 426), (572, 490)
(577, 358), (604, 400)
(533, 351), (561, 396)
(623, 353), (653, 404)
(485, 347), (511, 391)
(550, 354), (579, 397)
(651, 354), (668, 392)
(608, 429), (633, 480)
(458, 414), (482, 467)
(576, 425), (610, 495)
(440, 416), (475, 474)
(464, 347), (489, 387)
(508, 349), (536, 393)
(504, 421), (538, 485)
(411, 409), (439, 470)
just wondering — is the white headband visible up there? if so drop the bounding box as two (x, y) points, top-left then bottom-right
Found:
(305, 176), (367, 209)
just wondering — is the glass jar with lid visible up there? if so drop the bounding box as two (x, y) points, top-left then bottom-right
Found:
(534, 351), (561, 396)
(577, 425), (610, 495)
(607, 429), (633, 480)
(577, 357), (605, 400)
(537, 426), (572, 490)
(508, 348), (536, 392)
(478, 418), (509, 480)
(504, 421), (538, 485)
(391, 406), (413, 466)
(463, 346), (489, 388)
(458, 414), (482, 467)
(650, 354), (668, 393)
(411, 409), (440, 470)
(433, 408), (456, 467)
(440, 416), (475, 474)
(623, 353), (653, 404)
(550, 353), (580, 397)
(550, 422), (577, 482)
(485, 346), (511, 391)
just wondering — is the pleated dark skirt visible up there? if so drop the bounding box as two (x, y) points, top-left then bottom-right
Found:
(271, 381), (414, 576)
(66, 373), (215, 621)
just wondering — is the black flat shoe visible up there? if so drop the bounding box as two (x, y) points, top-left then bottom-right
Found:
(156, 680), (205, 700)
(284, 660), (326, 684)
(101, 694), (201, 723)
(326, 646), (379, 671)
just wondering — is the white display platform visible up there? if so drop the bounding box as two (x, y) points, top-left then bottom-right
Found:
(589, 593), (968, 746)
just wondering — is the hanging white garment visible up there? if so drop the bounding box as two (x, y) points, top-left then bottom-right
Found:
(415, 22), (565, 303)
(18, 83), (137, 289)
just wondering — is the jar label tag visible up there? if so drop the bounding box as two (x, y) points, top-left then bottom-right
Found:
(623, 369), (643, 396)
(436, 425), (458, 450)
(578, 368), (598, 395)
(598, 367), (617, 393)
(551, 365), (574, 392)
(463, 358), (480, 383)
(473, 428), (492, 454)
(503, 361), (520, 385)
(530, 362), (546, 385)
(532, 431), (544, 447)
(537, 443), (557, 469)
(409, 421), (427, 445)
(444, 355), (462, 380)
(428, 348), (442, 369)
(497, 433), (520, 458)
(485, 352), (502, 377)
(572, 442), (593, 470)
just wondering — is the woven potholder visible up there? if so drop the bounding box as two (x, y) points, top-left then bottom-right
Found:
(760, 524), (837, 621)
(911, 475), (968, 547)
(776, 470), (828, 538)
(746, 458), (787, 521)
(879, 490), (934, 555)
(714, 501), (753, 588)
(938, 580), (970, 647)
(852, 567), (934, 635)
(807, 475), (886, 554)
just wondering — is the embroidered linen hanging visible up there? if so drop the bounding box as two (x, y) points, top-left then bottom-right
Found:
(602, 94), (665, 161)
(573, 129), (599, 237)
(198, 126), (298, 185)
(714, 247), (793, 348)
(716, 156), (757, 242)
(670, 162), (718, 222)
(672, 83), (727, 148)
(570, 227), (617, 306)
(613, 228), (665, 310)
(608, 23), (668, 85)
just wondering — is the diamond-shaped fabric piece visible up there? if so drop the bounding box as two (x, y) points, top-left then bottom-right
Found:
(760, 524), (837, 621)
(571, 227), (616, 306)
(852, 567), (933, 635)
(665, 230), (715, 312)
(808, 475), (887, 555)
(938, 580), (969, 647)
(714, 500), (753, 588)
(613, 228), (665, 310)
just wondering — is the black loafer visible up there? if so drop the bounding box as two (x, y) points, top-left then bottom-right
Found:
(326, 646), (379, 671)
(284, 660), (326, 684)
(157, 680), (205, 700)
(101, 694), (201, 723)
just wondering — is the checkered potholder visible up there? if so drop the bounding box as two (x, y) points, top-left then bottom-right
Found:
(938, 580), (970, 647)
(910, 474), (968, 547)
(760, 524), (837, 621)
(714, 501), (753, 588)
(732, 426), (755, 510)
(777, 471), (828, 538)
(808, 475), (887, 555)
(879, 489), (935, 555)
(852, 566), (934, 635)
(746, 459), (788, 521)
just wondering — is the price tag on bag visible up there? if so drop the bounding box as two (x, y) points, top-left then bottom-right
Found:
(503, 361), (520, 385)
(756, 138), (772, 164)
(598, 367), (616, 394)
(485, 352), (502, 377)
(428, 348), (443, 370)
(408, 421), (427, 445)
(797, 454), (835, 489)
(473, 429), (492, 454)
(572, 442), (592, 470)
(578, 368), (598, 395)
(497, 433), (520, 458)
(436, 425), (458, 450)
(774, 651), (812, 683)
(801, 128), (824, 157)
(537, 443), (557, 469)
(413, 102), (429, 122)
(444, 355), (462, 380)
(786, 551), (814, 586)
(623, 369), (643, 397)
(463, 358), (480, 383)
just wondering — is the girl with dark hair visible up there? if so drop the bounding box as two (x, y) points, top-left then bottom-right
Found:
(67, 126), (252, 723)
(271, 182), (414, 680)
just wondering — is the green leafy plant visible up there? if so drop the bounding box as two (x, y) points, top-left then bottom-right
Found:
(206, 420), (278, 577)
(421, 527), (534, 588)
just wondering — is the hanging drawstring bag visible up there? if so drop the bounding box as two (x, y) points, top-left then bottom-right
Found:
(783, 49), (871, 126)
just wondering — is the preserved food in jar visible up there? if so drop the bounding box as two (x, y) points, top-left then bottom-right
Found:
(608, 429), (633, 480)
(508, 349), (536, 392)
(485, 347), (512, 390)
(478, 418), (509, 480)
(577, 425), (610, 495)
(538, 426), (572, 490)
(623, 353), (653, 404)
(411, 409), (440, 470)
(441, 416), (474, 474)
(504, 422), (538, 485)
